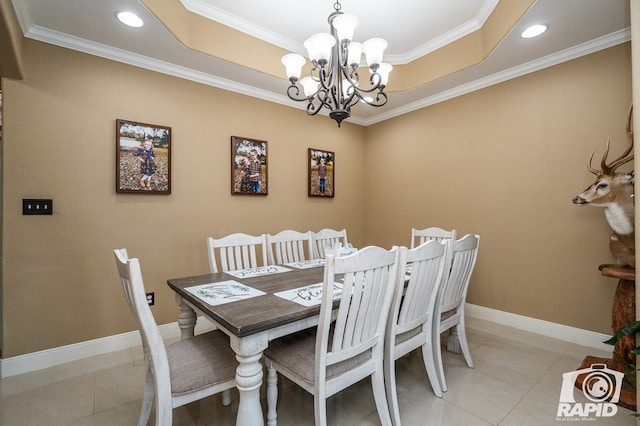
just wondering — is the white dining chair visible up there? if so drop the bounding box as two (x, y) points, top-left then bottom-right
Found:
(266, 229), (313, 264)
(113, 249), (237, 426)
(264, 246), (400, 426)
(310, 228), (348, 259)
(385, 241), (447, 424)
(410, 226), (456, 264)
(206, 232), (268, 273)
(432, 234), (480, 393)
(410, 227), (456, 248)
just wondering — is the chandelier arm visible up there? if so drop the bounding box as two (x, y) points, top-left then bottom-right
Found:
(341, 66), (386, 100)
(369, 71), (383, 89)
(286, 84), (310, 102)
(344, 92), (360, 108)
(345, 66), (360, 86)
(329, 85), (342, 112)
(315, 88), (336, 112)
(349, 85), (385, 95)
(324, 56), (343, 112)
(316, 66), (335, 93)
(345, 72), (384, 95)
(360, 91), (388, 107)
(305, 98), (325, 116)
(310, 62), (322, 81)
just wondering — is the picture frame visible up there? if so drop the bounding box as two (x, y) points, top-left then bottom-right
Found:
(231, 136), (268, 195)
(116, 119), (171, 194)
(308, 148), (334, 197)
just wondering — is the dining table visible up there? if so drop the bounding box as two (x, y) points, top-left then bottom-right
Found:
(166, 259), (332, 426)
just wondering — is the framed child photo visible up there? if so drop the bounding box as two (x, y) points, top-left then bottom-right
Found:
(116, 119), (171, 194)
(231, 136), (268, 195)
(308, 148), (334, 197)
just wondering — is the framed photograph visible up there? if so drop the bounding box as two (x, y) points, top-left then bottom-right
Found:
(116, 119), (171, 194)
(308, 148), (334, 197)
(231, 136), (268, 195)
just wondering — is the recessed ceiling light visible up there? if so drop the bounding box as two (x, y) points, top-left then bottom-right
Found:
(117, 11), (144, 28)
(521, 24), (548, 39)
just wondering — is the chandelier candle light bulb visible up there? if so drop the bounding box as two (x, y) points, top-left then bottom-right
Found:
(332, 13), (358, 41)
(281, 0), (391, 127)
(282, 54), (306, 80)
(308, 33), (336, 63)
(362, 38), (387, 69)
(346, 42), (363, 67)
(301, 77), (319, 97)
(376, 63), (393, 86)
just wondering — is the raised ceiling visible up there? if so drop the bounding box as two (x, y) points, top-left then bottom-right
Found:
(9, 0), (631, 126)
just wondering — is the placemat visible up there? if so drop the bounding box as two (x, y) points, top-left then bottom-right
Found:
(274, 282), (343, 307)
(283, 259), (325, 269)
(226, 265), (292, 279)
(185, 280), (266, 306)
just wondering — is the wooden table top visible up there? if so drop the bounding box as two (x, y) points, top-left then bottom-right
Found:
(167, 266), (326, 338)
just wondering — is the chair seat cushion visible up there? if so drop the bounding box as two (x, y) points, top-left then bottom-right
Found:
(265, 327), (371, 385)
(166, 330), (237, 396)
(440, 309), (456, 321)
(395, 326), (421, 345)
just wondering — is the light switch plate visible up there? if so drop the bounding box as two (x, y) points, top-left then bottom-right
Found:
(23, 199), (53, 215)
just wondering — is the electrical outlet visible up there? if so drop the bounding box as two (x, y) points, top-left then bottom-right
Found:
(146, 292), (155, 306)
(23, 199), (53, 215)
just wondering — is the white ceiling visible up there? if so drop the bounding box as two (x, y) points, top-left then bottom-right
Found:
(10, 0), (631, 126)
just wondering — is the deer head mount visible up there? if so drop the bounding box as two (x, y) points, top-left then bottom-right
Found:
(573, 105), (634, 268)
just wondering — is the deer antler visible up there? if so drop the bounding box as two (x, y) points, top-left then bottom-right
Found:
(588, 105), (634, 176)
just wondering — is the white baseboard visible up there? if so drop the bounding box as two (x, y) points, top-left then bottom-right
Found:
(465, 303), (612, 352)
(0, 305), (612, 379)
(0, 318), (215, 378)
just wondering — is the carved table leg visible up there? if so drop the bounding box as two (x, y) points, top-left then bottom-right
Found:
(175, 294), (196, 339)
(231, 335), (268, 426)
(266, 360), (278, 426)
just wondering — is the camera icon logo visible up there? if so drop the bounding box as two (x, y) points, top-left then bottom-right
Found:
(557, 363), (623, 419)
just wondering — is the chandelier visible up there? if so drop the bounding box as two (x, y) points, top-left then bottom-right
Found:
(281, 0), (392, 127)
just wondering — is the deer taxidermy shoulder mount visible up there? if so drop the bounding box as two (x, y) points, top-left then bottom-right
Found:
(573, 105), (635, 268)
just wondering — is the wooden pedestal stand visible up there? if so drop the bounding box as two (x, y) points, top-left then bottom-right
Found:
(576, 265), (636, 411)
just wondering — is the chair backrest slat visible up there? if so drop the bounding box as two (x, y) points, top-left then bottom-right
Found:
(391, 241), (447, 337)
(320, 246), (399, 368)
(266, 230), (312, 264)
(113, 249), (170, 383)
(410, 227), (456, 268)
(439, 234), (480, 313)
(310, 228), (348, 259)
(207, 233), (267, 273)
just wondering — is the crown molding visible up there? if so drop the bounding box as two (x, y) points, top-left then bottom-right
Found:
(180, 0), (500, 65)
(10, 0), (34, 31)
(20, 21), (630, 128)
(363, 27), (631, 126)
(386, 0), (499, 65)
(179, 0), (303, 55)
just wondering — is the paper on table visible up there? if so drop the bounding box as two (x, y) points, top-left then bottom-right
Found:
(283, 259), (325, 269)
(226, 265), (291, 279)
(274, 282), (343, 307)
(185, 280), (266, 306)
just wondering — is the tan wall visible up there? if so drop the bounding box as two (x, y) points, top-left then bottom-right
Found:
(0, 38), (632, 357)
(1, 40), (366, 357)
(364, 43), (632, 334)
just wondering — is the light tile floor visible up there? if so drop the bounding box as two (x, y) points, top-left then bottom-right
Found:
(1, 317), (637, 425)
